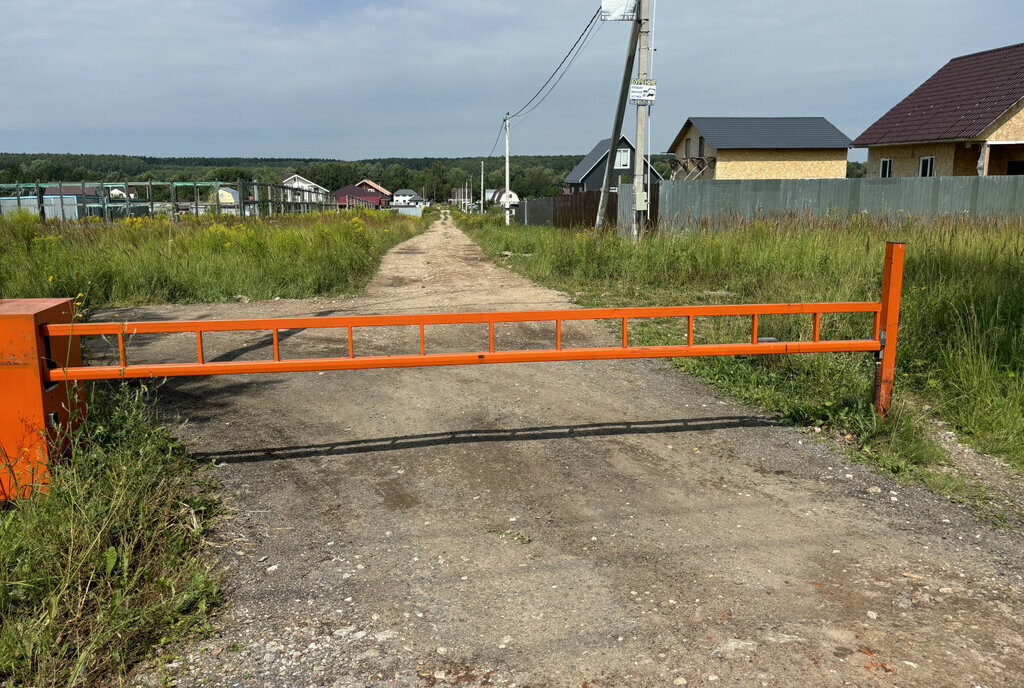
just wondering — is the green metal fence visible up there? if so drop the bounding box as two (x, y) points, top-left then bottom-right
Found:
(0, 180), (337, 221)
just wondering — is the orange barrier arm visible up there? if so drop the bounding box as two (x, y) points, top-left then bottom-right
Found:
(874, 242), (905, 417)
(0, 242), (906, 499)
(40, 301), (882, 383)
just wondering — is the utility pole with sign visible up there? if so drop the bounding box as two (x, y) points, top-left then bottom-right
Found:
(595, 0), (653, 236)
(632, 0), (651, 241)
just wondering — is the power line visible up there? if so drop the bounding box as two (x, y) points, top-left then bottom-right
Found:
(515, 17), (603, 123)
(484, 6), (600, 177)
(508, 7), (600, 120)
(487, 118), (506, 158)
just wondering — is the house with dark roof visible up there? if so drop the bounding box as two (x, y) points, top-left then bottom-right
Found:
(853, 42), (1024, 178)
(667, 117), (851, 181)
(391, 189), (427, 207)
(564, 136), (662, 193)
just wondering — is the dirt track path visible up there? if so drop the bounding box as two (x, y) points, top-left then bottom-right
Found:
(132, 212), (1024, 687)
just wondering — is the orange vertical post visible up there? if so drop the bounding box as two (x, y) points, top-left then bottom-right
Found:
(0, 299), (83, 500)
(874, 242), (905, 417)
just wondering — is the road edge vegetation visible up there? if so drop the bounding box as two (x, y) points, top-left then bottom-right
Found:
(1, 384), (220, 686)
(0, 208), (436, 685)
(0, 208), (431, 308)
(456, 211), (1024, 523)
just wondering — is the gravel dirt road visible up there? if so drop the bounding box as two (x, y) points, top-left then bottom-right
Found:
(129, 212), (1024, 687)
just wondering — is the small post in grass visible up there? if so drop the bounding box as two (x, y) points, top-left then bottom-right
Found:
(874, 241), (906, 417)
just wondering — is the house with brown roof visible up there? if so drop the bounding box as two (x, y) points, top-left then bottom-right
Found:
(667, 117), (851, 180)
(355, 179), (391, 203)
(853, 42), (1024, 177)
(332, 184), (385, 210)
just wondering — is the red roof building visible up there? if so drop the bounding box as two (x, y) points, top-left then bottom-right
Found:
(332, 184), (385, 210)
(853, 42), (1024, 177)
(355, 179), (391, 199)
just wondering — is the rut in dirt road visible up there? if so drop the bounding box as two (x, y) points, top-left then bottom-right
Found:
(132, 212), (1024, 688)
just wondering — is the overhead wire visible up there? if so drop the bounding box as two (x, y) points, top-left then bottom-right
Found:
(515, 16), (604, 123)
(508, 7), (601, 120)
(487, 119), (506, 158)
(485, 5), (602, 158)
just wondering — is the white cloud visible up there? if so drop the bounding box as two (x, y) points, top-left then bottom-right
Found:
(1, 0), (1022, 157)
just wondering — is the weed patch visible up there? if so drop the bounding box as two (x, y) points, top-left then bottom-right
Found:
(0, 384), (220, 686)
(458, 212), (1024, 502)
(0, 209), (427, 308)
(487, 528), (532, 544)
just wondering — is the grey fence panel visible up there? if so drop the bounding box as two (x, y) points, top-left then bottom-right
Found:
(780, 179), (815, 214)
(617, 184), (634, 236)
(743, 179), (784, 216)
(657, 179), (698, 233)
(904, 178), (940, 216)
(653, 176), (1024, 232)
(936, 177), (977, 215)
(976, 176), (1024, 216)
(703, 180), (736, 218)
(521, 197), (554, 226)
(858, 178), (904, 215)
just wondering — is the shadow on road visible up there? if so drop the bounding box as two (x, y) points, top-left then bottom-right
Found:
(196, 415), (777, 464)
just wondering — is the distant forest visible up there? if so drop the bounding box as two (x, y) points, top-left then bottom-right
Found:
(0, 153), (865, 201)
(0, 152), (675, 201)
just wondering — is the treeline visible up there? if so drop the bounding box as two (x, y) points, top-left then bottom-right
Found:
(0, 152), (673, 202)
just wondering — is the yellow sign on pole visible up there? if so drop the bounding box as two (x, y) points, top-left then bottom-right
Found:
(628, 79), (656, 105)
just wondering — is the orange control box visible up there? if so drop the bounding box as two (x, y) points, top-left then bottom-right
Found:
(0, 299), (82, 500)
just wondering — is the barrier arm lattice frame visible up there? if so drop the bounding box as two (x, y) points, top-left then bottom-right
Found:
(1, 242), (905, 500)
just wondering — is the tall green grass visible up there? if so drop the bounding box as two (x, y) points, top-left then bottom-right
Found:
(459, 212), (1024, 483)
(0, 209), (429, 683)
(0, 209), (427, 308)
(0, 384), (219, 686)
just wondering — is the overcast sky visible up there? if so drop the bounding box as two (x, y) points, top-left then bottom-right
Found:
(2, 0), (1023, 161)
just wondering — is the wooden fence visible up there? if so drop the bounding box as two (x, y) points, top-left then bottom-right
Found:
(518, 189), (617, 229)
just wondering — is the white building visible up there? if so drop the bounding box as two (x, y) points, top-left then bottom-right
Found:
(281, 173), (329, 204)
(392, 189), (427, 207)
(485, 188), (520, 207)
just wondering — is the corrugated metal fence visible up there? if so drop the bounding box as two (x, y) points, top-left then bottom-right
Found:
(643, 176), (1024, 233)
(523, 177), (1024, 233)
(519, 196), (553, 226)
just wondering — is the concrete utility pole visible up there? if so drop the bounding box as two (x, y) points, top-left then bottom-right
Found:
(504, 113), (511, 226)
(595, 18), (641, 230)
(480, 160), (485, 214)
(632, 0), (651, 241)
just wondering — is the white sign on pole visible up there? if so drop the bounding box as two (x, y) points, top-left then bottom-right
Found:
(628, 79), (656, 105)
(601, 0), (638, 21)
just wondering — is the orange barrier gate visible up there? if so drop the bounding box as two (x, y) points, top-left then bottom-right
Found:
(0, 242), (905, 500)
